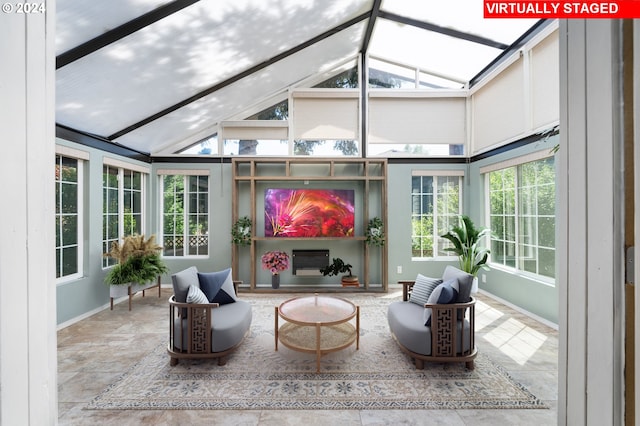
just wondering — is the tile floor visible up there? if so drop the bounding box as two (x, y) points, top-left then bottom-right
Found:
(57, 287), (558, 425)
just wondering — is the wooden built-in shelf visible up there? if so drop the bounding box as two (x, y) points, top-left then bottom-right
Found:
(231, 157), (388, 292)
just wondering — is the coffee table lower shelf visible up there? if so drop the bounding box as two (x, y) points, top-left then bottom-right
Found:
(276, 322), (358, 372)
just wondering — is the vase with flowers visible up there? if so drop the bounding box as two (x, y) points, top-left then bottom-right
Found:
(261, 250), (290, 289)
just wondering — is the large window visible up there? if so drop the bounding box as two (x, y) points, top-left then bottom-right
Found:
(55, 155), (82, 280)
(486, 155), (555, 280)
(411, 172), (463, 258)
(161, 174), (209, 257)
(102, 163), (145, 268)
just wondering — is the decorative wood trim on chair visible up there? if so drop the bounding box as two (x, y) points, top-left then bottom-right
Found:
(167, 296), (249, 366)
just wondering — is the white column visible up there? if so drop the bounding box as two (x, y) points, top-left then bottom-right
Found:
(0, 2), (57, 424)
(558, 20), (625, 425)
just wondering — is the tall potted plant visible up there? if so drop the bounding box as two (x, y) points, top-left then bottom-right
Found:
(104, 234), (169, 298)
(440, 215), (490, 291)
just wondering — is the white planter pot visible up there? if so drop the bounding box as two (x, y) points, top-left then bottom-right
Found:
(471, 276), (479, 294)
(109, 282), (150, 298)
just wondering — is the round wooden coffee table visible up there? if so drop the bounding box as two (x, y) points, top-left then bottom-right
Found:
(275, 294), (359, 372)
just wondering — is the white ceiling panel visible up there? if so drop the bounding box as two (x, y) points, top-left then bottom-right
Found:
(56, 0), (173, 54)
(369, 18), (502, 83)
(113, 21), (367, 153)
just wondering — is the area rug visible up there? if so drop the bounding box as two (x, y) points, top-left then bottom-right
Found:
(86, 294), (546, 410)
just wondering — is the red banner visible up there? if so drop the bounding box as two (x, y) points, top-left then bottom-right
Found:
(484, 0), (640, 18)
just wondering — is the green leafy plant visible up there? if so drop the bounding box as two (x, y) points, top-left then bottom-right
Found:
(104, 234), (168, 286)
(440, 215), (490, 277)
(231, 216), (252, 246)
(320, 258), (353, 277)
(365, 217), (385, 246)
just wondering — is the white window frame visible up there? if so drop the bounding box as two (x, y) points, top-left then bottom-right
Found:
(482, 151), (556, 284)
(158, 169), (210, 258)
(102, 159), (149, 269)
(55, 147), (87, 283)
(411, 170), (464, 260)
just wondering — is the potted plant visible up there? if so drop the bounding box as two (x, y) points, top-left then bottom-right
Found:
(104, 234), (169, 298)
(261, 250), (289, 289)
(365, 217), (385, 246)
(440, 215), (490, 292)
(231, 216), (252, 246)
(320, 257), (359, 287)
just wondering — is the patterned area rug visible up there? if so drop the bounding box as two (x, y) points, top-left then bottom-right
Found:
(87, 295), (546, 410)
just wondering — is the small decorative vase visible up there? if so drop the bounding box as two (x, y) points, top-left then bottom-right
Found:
(271, 273), (280, 289)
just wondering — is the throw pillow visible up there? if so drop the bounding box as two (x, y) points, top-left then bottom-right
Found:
(442, 265), (474, 303)
(186, 284), (208, 304)
(171, 266), (199, 303)
(423, 279), (457, 326)
(198, 268), (237, 305)
(409, 274), (442, 307)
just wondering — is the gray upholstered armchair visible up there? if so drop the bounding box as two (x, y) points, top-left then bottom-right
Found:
(387, 266), (477, 370)
(168, 266), (252, 366)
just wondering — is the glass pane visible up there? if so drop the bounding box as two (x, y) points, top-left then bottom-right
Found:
(421, 195), (433, 214)
(55, 184), (61, 213)
(132, 213), (142, 235)
(505, 242), (516, 267)
(132, 172), (142, 190)
(505, 189), (516, 214)
(225, 139), (288, 156)
(537, 183), (555, 215)
(61, 215), (78, 245)
(62, 247), (78, 276)
(133, 192), (142, 214)
(107, 189), (119, 213)
(61, 157), (78, 182)
(294, 140), (359, 156)
(368, 143), (461, 156)
(519, 244), (537, 274)
(123, 170), (132, 189)
(491, 240), (505, 264)
(61, 183), (77, 213)
(411, 176), (421, 193)
(519, 216), (536, 246)
(505, 215), (516, 242)
(539, 248), (556, 278)
(490, 216), (504, 239)
(538, 216), (555, 247)
(108, 215), (119, 239)
(55, 217), (61, 246)
(56, 249), (61, 278)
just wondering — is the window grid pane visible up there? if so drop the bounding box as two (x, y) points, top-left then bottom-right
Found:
(56, 155), (80, 279)
(162, 175), (209, 257)
(103, 166), (145, 268)
(411, 175), (461, 258)
(102, 165), (120, 268)
(487, 157), (555, 280)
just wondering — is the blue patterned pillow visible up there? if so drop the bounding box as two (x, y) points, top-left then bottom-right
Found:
(409, 274), (442, 306)
(186, 284), (208, 304)
(198, 268), (237, 305)
(423, 279), (457, 326)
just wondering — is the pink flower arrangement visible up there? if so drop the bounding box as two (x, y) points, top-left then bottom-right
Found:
(261, 250), (290, 275)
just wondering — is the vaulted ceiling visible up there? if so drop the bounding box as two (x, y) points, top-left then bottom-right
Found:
(56, 0), (542, 156)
